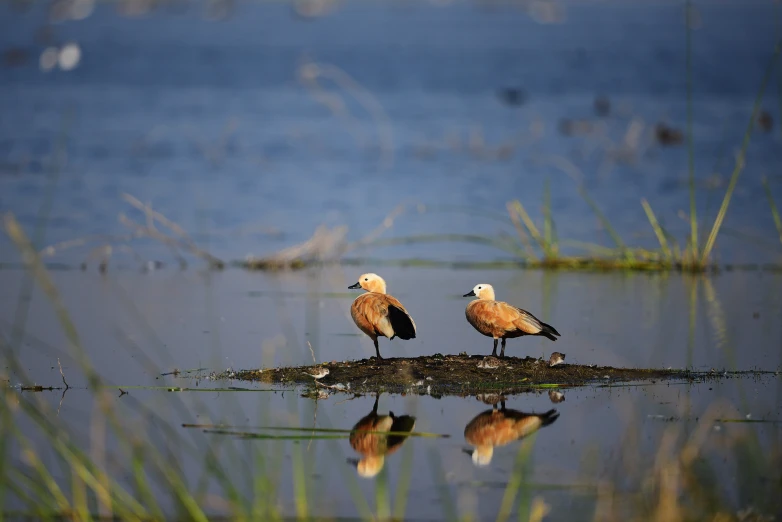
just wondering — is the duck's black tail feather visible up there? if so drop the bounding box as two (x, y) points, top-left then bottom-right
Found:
(388, 306), (416, 340)
(539, 321), (561, 341)
(540, 409), (560, 427)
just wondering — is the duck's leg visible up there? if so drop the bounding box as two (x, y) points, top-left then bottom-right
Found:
(500, 338), (507, 358)
(374, 338), (383, 360)
(492, 339), (498, 356)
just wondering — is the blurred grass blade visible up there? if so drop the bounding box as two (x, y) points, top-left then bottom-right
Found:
(497, 433), (539, 522)
(509, 201), (546, 253)
(700, 40), (781, 264)
(506, 202), (539, 261)
(543, 179), (556, 257)
(428, 449), (458, 521)
(641, 199), (672, 260)
(685, 0), (698, 259)
(393, 442), (415, 520)
(761, 178), (782, 245)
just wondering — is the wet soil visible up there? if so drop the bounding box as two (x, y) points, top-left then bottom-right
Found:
(225, 354), (768, 397)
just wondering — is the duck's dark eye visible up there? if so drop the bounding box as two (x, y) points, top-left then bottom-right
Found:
(364, 278), (369, 281)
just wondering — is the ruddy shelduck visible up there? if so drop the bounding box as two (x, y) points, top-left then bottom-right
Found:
(348, 273), (417, 360)
(348, 394), (416, 478)
(463, 284), (560, 357)
(464, 402), (559, 466)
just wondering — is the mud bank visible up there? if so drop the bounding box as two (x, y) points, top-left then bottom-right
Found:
(224, 354), (769, 396)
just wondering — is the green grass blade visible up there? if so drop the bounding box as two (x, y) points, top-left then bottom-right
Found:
(761, 178), (782, 245)
(641, 199), (672, 260)
(183, 424), (449, 438)
(506, 202), (539, 261)
(496, 433), (539, 522)
(375, 465), (391, 520)
(204, 430), (348, 440)
(685, 0), (698, 258)
(428, 449), (459, 521)
(509, 201), (546, 252)
(291, 442), (308, 520)
(392, 442), (415, 520)
(131, 445), (165, 521)
(543, 179), (555, 257)
(701, 41), (781, 264)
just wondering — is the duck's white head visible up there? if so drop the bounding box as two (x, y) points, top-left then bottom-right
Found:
(471, 445), (493, 466)
(463, 284), (495, 301)
(349, 273), (387, 294)
(356, 455), (385, 478)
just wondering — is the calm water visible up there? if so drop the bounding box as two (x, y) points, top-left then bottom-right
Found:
(1, 1), (782, 519)
(1, 265), (781, 518)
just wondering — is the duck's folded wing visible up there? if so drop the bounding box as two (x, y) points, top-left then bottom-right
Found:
(383, 295), (417, 339)
(503, 303), (544, 334)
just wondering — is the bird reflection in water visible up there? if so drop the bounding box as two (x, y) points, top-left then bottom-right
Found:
(464, 400), (560, 467)
(347, 393), (416, 479)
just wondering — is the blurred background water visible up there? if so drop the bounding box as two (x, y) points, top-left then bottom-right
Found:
(2, 1), (782, 520)
(1, 0), (781, 265)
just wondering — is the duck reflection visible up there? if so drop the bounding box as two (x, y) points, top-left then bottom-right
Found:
(347, 393), (416, 478)
(464, 401), (559, 467)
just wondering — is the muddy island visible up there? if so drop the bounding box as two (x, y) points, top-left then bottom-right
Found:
(222, 354), (766, 397)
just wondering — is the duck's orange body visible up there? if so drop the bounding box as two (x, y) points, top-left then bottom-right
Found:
(464, 403), (559, 466)
(348, 394), (416, 478)
(463, 284), (560, 357)
(349, 273), (416, 359)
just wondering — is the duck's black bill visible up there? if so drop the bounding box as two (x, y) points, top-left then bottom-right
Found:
(348, 282), (362, 289)
(463, 290), (476, 297)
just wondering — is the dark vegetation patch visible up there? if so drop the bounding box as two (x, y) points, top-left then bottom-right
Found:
(224, 354), (771, 397)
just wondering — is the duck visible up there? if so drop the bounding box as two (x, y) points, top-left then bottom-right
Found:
(463, 284), (560, 358)
(348, 273), (417, 360)
(348, 393), (416, 478)
(464, 402), (559, 466)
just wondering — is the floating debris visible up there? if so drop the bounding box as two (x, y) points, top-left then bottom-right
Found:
(655, 123), (684, 146)
(496, 87), (527, 107)
(757, 110), (773, 133)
